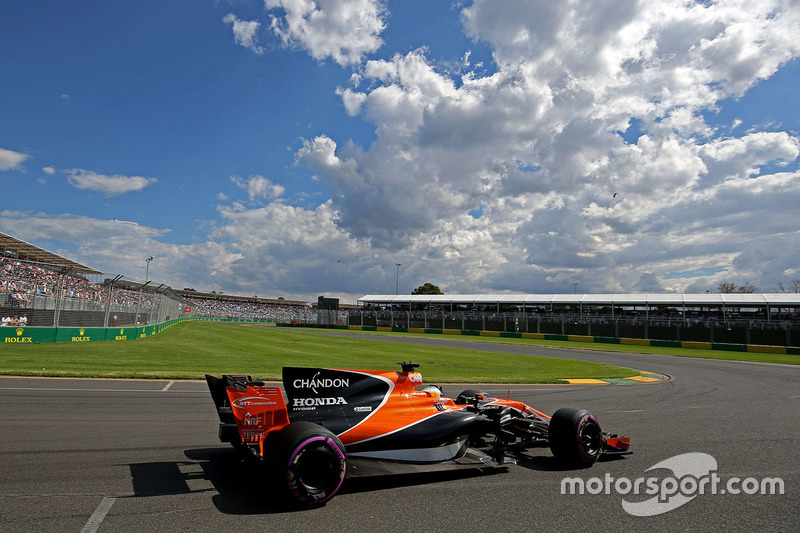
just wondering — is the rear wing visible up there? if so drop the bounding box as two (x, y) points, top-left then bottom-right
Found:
(205, 374), (290, 450)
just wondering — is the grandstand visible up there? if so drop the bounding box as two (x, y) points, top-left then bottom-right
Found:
(352, 293), (800, 347)
(2, 230), (798, 347)
(175, 289), (313, 323)
(0, 231), (316, 327)
(0, 232), (100, 275)
(357, 293), (800, 322)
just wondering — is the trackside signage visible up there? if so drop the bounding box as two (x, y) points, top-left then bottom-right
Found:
(3, 327), (33, 344)
(3, 327), (56, 344)
(0, 319), (192, 344)
(560, 452), (784, 516)
(55, 327), (106, 343)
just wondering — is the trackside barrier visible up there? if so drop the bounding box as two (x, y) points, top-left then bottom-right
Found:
(1, 318), (276, 344)
(277, 323), (800, 355)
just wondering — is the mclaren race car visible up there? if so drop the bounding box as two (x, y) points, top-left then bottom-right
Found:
(205, 362), (630, 506)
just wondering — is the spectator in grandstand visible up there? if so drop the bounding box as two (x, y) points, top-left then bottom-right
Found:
(0, 258), (101, 302)
(185, 296), (313, 322)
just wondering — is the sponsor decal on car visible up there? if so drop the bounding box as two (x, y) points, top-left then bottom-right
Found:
(243, 412), (263, 426)
(292, 397), (348, 408)
(241, 429), (265, 442)
(232, 397), (278, 409)
(292, 371), (350, 394)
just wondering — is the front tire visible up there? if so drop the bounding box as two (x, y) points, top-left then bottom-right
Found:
(548, 408), (603, 467)
(269, 421), (347, 506)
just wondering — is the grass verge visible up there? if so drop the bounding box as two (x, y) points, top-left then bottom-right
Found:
(0, 321), (638, 383)
(298, 327), (800, 365)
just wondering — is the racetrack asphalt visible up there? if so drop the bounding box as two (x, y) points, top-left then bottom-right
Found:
(0, 332), (798, 532)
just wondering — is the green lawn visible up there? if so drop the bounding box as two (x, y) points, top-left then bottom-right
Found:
(304, 327), (800, 365)
(0, 321), (638, 383)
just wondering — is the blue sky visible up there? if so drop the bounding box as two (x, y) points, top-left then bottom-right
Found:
(1, 0), (799, 302)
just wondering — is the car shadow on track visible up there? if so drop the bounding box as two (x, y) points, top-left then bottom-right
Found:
(342, 459), (509, 495)
(505, 442), (629, 471)
(128, 447), (293, 514)
(130, 448), (516, 514)
(127, 445), (626, 514)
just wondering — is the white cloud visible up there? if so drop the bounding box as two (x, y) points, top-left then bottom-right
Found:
(0, 210), (244, 290)
(231, 175), (286, 201)
(0, 147), (29, 171)
(284, 0), (800, 293)
(6, 2), (800, 300)
(42, 166), (55, 175)
(264, 0), (387, 65)
(699, 131), (799, 183)
(66, 169), (157, 196)
(223, 13), (265, 55)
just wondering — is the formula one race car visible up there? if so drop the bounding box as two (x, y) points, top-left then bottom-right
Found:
(205, 362), (630, 507)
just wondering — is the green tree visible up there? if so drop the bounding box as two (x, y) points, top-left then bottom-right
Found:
(412, 282), (443, 295)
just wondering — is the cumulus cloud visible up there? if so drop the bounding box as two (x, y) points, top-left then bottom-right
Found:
(223, 13), (265, 54)
(66, 169), (157, 196)
(281, 0), (800, 294)
(193, 0), (800, 297)
(211, 199), (376, 295)
(231, 175), (286, 201)
(9, 2), (798, 300)
(0, 210), (244, 290)
(264, 0), (387, 65)
(0, 147), (29, 171)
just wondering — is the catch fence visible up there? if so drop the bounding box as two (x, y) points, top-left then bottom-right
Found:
(1, 257), (191, 328)
(344, 309), (799, 347)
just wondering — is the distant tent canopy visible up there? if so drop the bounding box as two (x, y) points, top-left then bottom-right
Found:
(0, 232), (101, 275)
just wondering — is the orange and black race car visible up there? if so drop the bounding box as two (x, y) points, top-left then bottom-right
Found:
(205, 362), (630, 507)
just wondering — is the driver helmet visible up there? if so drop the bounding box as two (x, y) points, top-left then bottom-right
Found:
(422, 385), (443, 398)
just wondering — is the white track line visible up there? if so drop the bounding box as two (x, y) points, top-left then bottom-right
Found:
(81, 496), (116, 533)
(0, 386), (203, 393)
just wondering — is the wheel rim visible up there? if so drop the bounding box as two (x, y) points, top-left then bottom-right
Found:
(294, 445), (339, 492)
(580, 420), (602, 458)
(288, 436), (346, 503)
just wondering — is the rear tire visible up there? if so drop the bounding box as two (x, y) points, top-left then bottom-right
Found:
(548, 408), (603, 467)
(268, 421), (347, 506)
